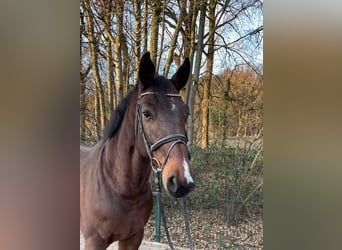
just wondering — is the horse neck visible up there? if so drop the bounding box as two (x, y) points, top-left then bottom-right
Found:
(102, 94), (151, 197)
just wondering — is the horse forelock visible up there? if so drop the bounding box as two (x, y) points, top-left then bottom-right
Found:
(151, 76), (178, 94)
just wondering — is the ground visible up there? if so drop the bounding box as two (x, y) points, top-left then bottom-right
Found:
(80, 211), (262, 249)
(143, 207), (263, 250)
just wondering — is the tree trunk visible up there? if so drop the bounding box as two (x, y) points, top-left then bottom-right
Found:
(143, 0), (148, 54)
(121, 34), (129, 97)
(187, 0), (207, 147)
(83, 0), (106, 139)
(106, 39), (115, 112)
(113, 0), (124, 104)
(102, 1), (115, 112)
(184, 0), (199, 105)
(156, 2), (166, 73)
(133, 0), (142, 84)
(149, 0), (161, 66)
(201, 0), (216, 149)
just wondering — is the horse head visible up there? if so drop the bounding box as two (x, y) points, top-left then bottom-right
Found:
(136, 52), (195, 197)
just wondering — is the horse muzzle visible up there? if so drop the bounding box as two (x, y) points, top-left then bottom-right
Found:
(166, 174), (195, 197)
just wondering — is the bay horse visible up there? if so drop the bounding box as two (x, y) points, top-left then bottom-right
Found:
(80, 52), (195, 250)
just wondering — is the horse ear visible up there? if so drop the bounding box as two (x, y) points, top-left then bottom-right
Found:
(139, 52), (155, 89)
(171, 58), (190, 91)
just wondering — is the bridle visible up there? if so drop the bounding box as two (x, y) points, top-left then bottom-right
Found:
(136, 91), (190, 173)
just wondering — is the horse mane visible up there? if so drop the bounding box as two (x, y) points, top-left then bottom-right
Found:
(102, 86), (137, 142)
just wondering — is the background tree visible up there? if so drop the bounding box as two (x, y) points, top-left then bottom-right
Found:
(81, 0), (106, 140)
(200, 0), (217, 149)
(80, 0), (263, 148)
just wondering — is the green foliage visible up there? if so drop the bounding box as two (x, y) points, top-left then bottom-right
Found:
(185, 144), (263, 223)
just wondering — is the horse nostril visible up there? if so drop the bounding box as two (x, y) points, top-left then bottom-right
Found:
(167, 175), (178, 193)
(188, 182), (195, 191)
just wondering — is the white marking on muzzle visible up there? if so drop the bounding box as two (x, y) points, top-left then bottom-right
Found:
(183, 158), (194, 184)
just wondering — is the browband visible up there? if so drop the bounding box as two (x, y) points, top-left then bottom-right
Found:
(139, 92), (182, 99)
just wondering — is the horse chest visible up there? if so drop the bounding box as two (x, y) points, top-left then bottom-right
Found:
(114, 192), (152, 224)
(98, 192), (153, 240)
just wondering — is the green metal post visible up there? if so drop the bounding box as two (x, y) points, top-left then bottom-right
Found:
(155, 172), (161, 242)
(155, 192), (161, 242)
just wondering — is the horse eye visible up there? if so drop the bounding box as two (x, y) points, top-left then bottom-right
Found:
(143, 111), (152, 119)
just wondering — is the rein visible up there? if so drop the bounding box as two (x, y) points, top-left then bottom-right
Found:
(136, 92), (194, 250)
